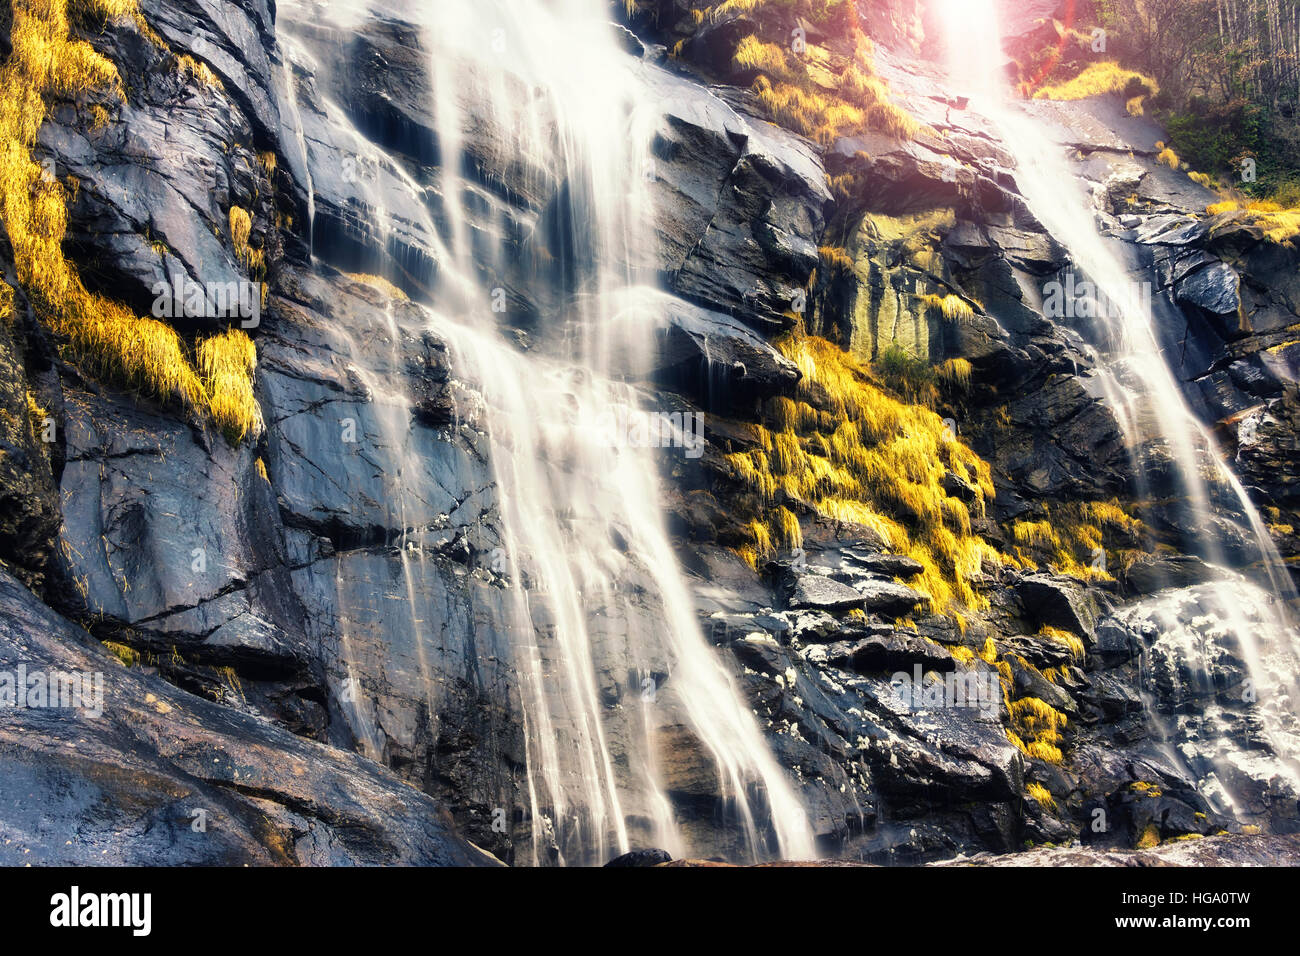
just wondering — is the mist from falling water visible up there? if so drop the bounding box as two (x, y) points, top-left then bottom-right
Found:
(936, 0), (1300, 794)
(279, 0), (815, 864)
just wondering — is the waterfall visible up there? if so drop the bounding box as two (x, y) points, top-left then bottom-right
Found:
(936, 0), (1300, 798)
(278, 0), (815, 864)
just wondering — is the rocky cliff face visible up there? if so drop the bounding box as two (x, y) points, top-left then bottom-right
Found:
(0, 0), (1296, 865)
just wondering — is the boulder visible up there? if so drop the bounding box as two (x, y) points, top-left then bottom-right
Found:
(859, 553), (925, 578)
(1175, 262), (1247, 339)
(856, 579), (927, 616)
(605, 848), (674, 867)
(788, 574), (867, 613)
(1121, 553), (1216, 594)
(0, 569), (500, 866)
(822, 632), (955, 674)
(1016, 575), (1104, 638)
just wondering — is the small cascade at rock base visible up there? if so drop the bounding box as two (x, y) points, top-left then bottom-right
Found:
(935, 0), (1300, 813)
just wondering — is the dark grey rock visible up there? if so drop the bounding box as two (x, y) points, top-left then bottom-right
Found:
(605, 848), (673, 867)
(609, 291), (801, 411)
(1016, 575), (1103, 638)
(1122, 554), (1216, 594)
(822, 632), (955, 674)
(788, 575), (866, 613)
(0, 304), (59, 592)
(1175, 262), (1246, 338)
(644, 68), (832, 331)
(855, 579), (927, 616)
(859, 553), (925, 578)
(0, 568), (500, 866)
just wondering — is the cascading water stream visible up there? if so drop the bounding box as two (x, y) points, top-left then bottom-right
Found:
(937, 0), (1300, 797)
(278, 0), (815, 864)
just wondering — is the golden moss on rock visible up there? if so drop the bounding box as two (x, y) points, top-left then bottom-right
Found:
(821, 208), (958, 365)
(1033, 62), (1159, 115)
(725, 332), (1001, 615)
(719, 4), (922, 144)
(1135, 823), (1161, 850)
(1005, 692), (1069, 766)
(1010, 500), (1141, 582)
(1038, 625), (1085, 661)
(1205, 198), (1300, 245)
(916, 293), (978, 323)
(0, 0), (262, 444)
(229, 206), (266, 277)
(1027, 781), (1056, 810)
(197, 330), (261, 444)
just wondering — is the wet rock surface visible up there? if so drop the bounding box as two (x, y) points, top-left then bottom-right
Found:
(0, 0), (1296, 868)
(0, 569), (499, 866)
(940, 832), (1300, 866)
(653, 832), (1300, 865)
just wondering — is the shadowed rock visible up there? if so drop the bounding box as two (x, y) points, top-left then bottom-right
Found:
(0, 569), (500, 866)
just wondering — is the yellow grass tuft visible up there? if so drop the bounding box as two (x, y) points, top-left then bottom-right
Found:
(1135, 823), (1160, 849)
(950, 645), (976, 667)
(73, 0), (138, 17)
(0, 0), (261, 444)
(229, 206), (265, 276)
(1027, 781), (1056, 810)
(197, 330), (261, 444)
(712, 0), (772, 15)
(1009, 695), (1068, 731)
(1086, 499), (1141, 534)
(1156, 146), (1181, 169)
(1014, 520), (1060, 550)
(1038, 625), (1086, 661)
(917, 293), (978, 322)
(936, 358), (973, 390)
(754, 76), (865, 145)
(1034, 62), (1159, 115)
(988, 640), (1071, 765)
(176, 53), (221, 89)
(26, 391), (51, 442)
(727, 333), (1000, 616)
(1203, 198), (1300, 244)
(1011, 501), (1137, 583)
(774, 505), (802, 551)
(734, 14), (922, 144)
(818, 245), (854, 272)
(102, 640), (142, 667)
(1026, 740), (1064, 763)
(732, 35), (795, 80)
(347, 272), (409, 301)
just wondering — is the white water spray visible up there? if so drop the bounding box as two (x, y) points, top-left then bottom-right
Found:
(936, 0), (1300, 794)
(279, 0), (815, 864)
